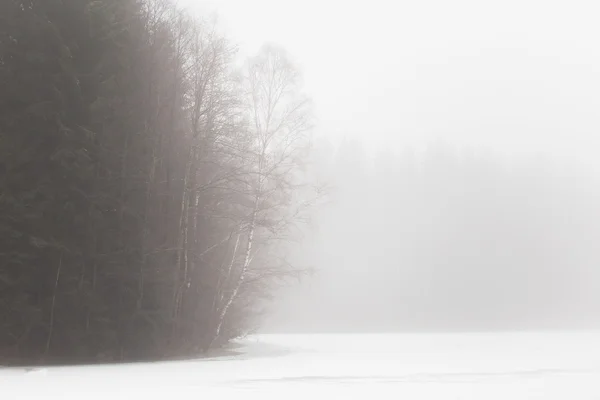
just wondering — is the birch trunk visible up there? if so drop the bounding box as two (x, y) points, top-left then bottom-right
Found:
(210, 194), (259, 347)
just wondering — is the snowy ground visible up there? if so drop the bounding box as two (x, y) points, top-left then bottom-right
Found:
(3, 331), (600, 399)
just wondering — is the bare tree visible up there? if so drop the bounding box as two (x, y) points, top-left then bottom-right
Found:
(209, 44), (316, 346)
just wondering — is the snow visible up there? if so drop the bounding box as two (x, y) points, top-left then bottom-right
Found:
(3, 332), (600, 399)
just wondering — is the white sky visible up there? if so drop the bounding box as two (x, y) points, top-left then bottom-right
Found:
(179, 0), (600, 167)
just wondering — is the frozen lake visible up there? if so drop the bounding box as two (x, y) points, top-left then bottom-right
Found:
(4, 332), (600, 399)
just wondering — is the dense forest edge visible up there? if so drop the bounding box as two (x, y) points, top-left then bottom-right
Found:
(0, 0), (321, 365)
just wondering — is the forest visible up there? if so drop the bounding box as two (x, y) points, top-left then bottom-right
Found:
(0, 0), (318, 364)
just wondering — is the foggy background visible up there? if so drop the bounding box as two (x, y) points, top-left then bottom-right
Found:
(180, 0), (600, 332)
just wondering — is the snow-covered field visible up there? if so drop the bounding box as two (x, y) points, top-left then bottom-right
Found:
(3, 332), (600, 399)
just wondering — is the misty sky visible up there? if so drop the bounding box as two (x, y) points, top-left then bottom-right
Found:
(181, 0), (600, 167)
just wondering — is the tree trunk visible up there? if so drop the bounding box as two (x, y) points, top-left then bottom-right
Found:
(209, 194), (259, 348)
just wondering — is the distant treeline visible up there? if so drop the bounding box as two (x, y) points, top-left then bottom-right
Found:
(279, 140), (600, 332)
(0, 0), (315, 364)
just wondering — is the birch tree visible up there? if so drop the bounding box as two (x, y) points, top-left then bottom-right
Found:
(209, 44), (314, 346)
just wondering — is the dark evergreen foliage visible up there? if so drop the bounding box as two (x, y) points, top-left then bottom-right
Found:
(0, 0), (313, 365)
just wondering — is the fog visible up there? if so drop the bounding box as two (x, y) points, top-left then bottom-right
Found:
(179, 0), (600, 332)
(185, 0), (600, 165)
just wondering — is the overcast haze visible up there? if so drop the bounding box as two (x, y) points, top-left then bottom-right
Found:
(176, 0), (600, 333)
(182, 0), (600, 165)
